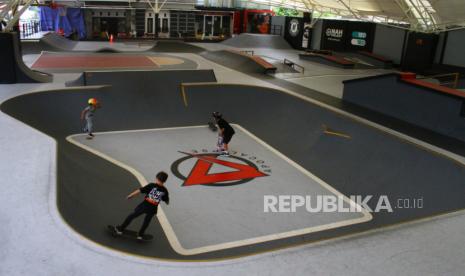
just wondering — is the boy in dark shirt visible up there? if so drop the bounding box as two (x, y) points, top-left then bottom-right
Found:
(212, 112), (235, 156)
(114, 171), (169, 240)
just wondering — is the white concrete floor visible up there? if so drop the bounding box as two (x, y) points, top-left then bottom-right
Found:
(1, 46), (465, 275)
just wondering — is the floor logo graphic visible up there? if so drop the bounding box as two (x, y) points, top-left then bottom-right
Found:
(171, 151), (270, 186)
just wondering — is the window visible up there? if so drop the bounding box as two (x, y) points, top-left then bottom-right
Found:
(147, 18), (153, 33)
(162, 18), (168, 33)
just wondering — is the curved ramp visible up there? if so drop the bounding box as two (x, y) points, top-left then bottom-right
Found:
(0, 32), (52, 84)
(149, 40), (205, 53)
(41, 32), (78, 51)
(23, 34), (204, 54)
(222, 33), (292, 49)
(200, 50), (274, 74)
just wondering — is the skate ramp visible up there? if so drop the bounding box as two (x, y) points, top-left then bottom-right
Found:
(200, 50), (274, 74)
(41, 32), (78, 51)
(150, 40), (205, 53)
(23, 34), (204, 54)
(222, 33), (292, 49)
(0, 32), (52, 84)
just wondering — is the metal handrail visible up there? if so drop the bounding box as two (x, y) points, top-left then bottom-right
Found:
(283, 58), (305, 74)
(418, 72), (460, 89)
(240, 50), (254, 56)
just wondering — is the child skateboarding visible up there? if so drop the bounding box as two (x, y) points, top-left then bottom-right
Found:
(80, 98), (101, 139)
(113, 171), (170, 240)
(212, 112), (235, 156)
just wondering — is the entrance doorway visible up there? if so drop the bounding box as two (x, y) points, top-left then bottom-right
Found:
(101, 17), (118, 37)
(203, 15), (223, 37)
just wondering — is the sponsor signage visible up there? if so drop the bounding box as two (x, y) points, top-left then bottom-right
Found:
(320, 20), (375, 51)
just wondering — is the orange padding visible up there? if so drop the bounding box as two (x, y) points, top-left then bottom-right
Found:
(228, 50), (276, 69)
(304, 53), (354, 65)
(321, 54), (354, 65)
(358, 51), (392, 62)
(401, 77), (465, 99)
(400, 72), (416, 80)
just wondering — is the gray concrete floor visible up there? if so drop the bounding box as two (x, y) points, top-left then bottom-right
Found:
(68, 127), (369, 254)
(1, 45), (465, 275)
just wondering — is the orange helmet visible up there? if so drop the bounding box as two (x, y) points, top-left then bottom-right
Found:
(88, 98), (98, 106)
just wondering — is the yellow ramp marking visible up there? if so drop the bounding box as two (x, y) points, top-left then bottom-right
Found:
(148, 56), (185, 66)
(322, 124), (352, 139)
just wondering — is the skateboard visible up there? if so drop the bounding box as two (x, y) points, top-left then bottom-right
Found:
(107, 225), (153, 241)
(208, 121), (218, 131)
(82, 124), (93, 139)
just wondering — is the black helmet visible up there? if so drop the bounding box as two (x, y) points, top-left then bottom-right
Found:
(212, 111), (222, 119)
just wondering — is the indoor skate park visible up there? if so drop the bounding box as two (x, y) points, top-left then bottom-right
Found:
(1, 0), (465, 275)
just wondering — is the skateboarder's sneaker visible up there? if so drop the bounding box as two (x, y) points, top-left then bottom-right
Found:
(219, 151), (229, 157)
(114, 226), (123, 235)
(136, 235), (143, 241)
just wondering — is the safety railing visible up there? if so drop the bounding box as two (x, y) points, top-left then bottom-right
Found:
(240, 50), (254, 56)
(20, 20), (41, 38)
(283, 58), (304, 74)
(417, 72), (460, 89)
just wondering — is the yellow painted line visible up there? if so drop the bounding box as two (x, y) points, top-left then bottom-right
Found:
(148, 56), (160, 67)
(324, 130), (352, 139)
(66, 124), (372, 256)
(180, 82), (217, 107)
(148, 56), (186, 66)
(322, 124), (352, 139)
(179, 82), (465, 168)
(180, 84), (188, 107)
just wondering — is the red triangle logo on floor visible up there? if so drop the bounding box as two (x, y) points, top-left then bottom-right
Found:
(184, 155), (268, 186)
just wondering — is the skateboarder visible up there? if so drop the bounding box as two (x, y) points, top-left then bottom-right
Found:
(114, 171), (170, 240)
(80, 98), (100, 139)
(212, 112), (235, 156)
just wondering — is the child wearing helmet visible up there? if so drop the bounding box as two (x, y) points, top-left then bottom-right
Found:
(212, 112), (235, 156)
(81, 98), (100, 139)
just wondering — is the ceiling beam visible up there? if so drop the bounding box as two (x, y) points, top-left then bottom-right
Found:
(4, 0), (35, 31)
(335, 0), (360, 19)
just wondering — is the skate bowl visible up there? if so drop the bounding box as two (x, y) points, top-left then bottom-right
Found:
(2, 70), (465, 260)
